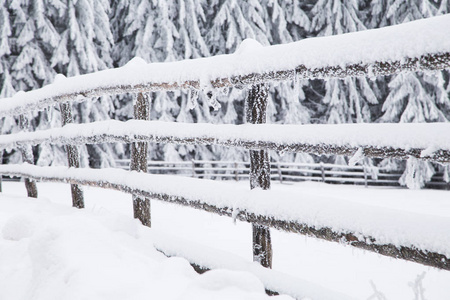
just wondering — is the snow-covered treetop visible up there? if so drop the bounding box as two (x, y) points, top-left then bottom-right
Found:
(0, 14), (450, 117)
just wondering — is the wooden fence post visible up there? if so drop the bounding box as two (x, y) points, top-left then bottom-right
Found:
(60, 102), (84, 208)
(131, 93), (151, 227)
(191, 160), (196, 178)
(320, 162), (325, 182)
(18, 115), (38, 198)
(277, 162), (283, 183)
(246, 83), (272, 269)
(363, 165), (368, 188)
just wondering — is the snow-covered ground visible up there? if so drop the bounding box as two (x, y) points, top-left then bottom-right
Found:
(1, 180), (449, 299)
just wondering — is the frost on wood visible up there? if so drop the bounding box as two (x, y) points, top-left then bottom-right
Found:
(18, 115), (37, 198)
(246, 84), (272, 269)
(246, 84), (271, 190)
(60, 102), (84, 209)
(2, 121), (450, 164)
(3, 52), (448, 119)
(131, 93), (151, 227)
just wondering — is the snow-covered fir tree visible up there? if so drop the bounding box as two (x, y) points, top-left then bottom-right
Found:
(52, 0), (117, 168)
(1, 0), (67, 166)
(379, 0), (449, 188)
(308, 0), (379, 172)
(0, 0), (13, 164)
(311, 0), (377, 124)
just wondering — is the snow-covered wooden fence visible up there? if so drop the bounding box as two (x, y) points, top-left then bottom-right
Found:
(114, 160), (402, 186)
(1, 15), (450, 278)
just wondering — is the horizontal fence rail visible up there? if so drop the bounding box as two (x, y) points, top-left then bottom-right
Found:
(1, 120), (450, 163)
(0, 15), (449, 117)
(0, 164), (448, 271)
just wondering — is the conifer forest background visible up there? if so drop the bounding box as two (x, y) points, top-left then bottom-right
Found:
(1, 0), (449, 188)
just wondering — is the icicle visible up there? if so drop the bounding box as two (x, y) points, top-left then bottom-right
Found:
(293, 71), (301, 99)
(420, 145), (438, 158)
(187, 88), (199, 110)
(206, 90), (221, 111)
(367, 65), (376, 81)
(349, 148), (364, 166)
(231, 208), (240, 225)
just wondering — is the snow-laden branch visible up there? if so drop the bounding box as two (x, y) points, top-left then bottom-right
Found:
(1, 120), (450, 163)
(0, 164), (448, 270)
(0, 15), (450, 117)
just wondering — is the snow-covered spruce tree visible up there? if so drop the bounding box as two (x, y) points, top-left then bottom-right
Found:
(51, 0), (118, 168)
(310, 0), (377, 122)
(366, 0), (390, 28)
(111, 0), (216, 162)
(278, 0), (311, 41)
(435, 0), (450, 183)
(202, 1), (269, 163)
(0, 0), (13, 164)
(378, 0), (448, 188)
(309, 0), (379, 171)
(205, 0), (270, 54)
(1, 0), (68, 166)
(438, 0), (450, 14)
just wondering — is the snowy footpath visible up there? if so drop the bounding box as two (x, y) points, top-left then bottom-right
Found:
(1, 181), (449, 300)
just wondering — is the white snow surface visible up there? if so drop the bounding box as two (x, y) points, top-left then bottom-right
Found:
(0, 14), (449, 116)
(0, 195), (295, 300)
(1, 120), (450, 155)
(1, 164), (449, 258)
(1, 181), (450, 300)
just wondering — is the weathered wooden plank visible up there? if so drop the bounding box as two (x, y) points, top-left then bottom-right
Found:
(18, 115), (37, 198)
(3, 128), (450, 164)
(130, 93), (151, 227)
(0, 52), (448, 118)
(246, 84), (272, 269)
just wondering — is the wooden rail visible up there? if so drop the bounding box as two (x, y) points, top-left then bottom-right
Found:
(0, 16), (449, 291)
(0, 164), (448, 271)
(2, 121), (450, 163)
(0, 15), (449, 118)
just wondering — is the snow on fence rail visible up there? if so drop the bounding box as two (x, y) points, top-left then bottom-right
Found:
(0, 15), (449, 117)
(0, 164), (448, 272)
(0, 15), (450, 291)
(1, 120), (450, 163)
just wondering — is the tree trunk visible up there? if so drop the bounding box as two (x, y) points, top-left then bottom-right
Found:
(131, 93), (151, 227)
(246, 83), (272, 268)
(60, 102), (85, 208)
(19, 115), (38, 198)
